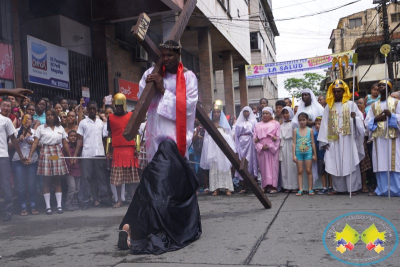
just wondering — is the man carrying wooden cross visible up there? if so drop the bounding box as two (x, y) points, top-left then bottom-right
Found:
(118, 40), (201, 254)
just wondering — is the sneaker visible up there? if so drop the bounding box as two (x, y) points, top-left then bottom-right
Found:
(318, 188), (328, 195)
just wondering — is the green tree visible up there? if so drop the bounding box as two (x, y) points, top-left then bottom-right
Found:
(283, 73), (325, 98)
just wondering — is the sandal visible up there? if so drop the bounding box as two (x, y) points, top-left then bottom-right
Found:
(226, 190), (232, 196)
(351, 192), (357, 196)
(368, 192), (377, 196)
(269, 190), (278, 194)
(113, 202), (123, 208)
(362, 189), (369, 193)
(20, 210), (28, 216)
(239, 189), (247, 194)
(212, 190), (218, 196)
(309, 190), (315, 196)
(31, 209), (39, 215)
(296, 190), (303, 196)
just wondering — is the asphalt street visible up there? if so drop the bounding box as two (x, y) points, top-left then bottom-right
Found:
(0, 192), (399, 267)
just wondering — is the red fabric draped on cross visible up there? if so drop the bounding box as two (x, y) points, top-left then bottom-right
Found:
(163, 62), (187, 157)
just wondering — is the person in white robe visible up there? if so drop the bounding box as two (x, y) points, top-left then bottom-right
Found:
(365, 79), (400, 197)
(292, 89), (324, 189)
(318, 79), (365, 194)
(234, 106), (258, 193)
(280, 106), (298, 191)
(200, 100), (236, 196)
(138, 62), (198, 162)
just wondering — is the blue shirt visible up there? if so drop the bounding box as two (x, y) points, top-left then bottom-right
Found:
(33, 113), (46, 125)
(314, 131), (325, 160)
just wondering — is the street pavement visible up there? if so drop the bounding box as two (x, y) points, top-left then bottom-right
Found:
(0, 192), (399, 267)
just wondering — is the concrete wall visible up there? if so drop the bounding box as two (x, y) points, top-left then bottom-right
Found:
(197, 0), (251, 64)
(60, 16), (91, 57)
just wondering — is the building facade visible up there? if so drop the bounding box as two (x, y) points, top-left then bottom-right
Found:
(328, 3), (400, 95)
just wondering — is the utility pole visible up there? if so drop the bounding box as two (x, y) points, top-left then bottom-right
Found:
(382, 0), (395, 81)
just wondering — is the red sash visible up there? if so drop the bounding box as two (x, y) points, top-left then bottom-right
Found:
(163, 62), (186, 157)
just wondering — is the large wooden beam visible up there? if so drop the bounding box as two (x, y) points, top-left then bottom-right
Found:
(195, 104), (272, 209)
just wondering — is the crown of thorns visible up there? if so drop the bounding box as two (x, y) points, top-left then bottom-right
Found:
(159, 43), (182, 50)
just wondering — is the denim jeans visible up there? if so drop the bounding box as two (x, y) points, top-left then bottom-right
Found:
(0, 158), (13, 213)
(12, 161), (38, 210)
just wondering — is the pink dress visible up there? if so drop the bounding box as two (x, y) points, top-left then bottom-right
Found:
(254, 120), (281, 188)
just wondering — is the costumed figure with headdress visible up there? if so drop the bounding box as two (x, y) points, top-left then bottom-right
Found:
(279, 106), (298, 191)
(254, 107), (281, 193)
(292, 89), (324, 190)
(118, 40), (201, 255)
(317, 79), (365, 194)
(234, 106), (258, 193)
(106, 93), (140, 208)
(365, 79), (400, 196)
(200, 100), (236, 196)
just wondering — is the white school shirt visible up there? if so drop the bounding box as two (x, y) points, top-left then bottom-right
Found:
(77, 117), (105, 157)
(34, 124), (67, 145)
(0, 114), (16, 157)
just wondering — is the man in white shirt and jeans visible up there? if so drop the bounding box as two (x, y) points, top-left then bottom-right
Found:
(75, 101), (111, 209)
(0, 113), (25, 221)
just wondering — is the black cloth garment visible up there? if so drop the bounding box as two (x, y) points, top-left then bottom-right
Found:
(119, 139), (202, 255)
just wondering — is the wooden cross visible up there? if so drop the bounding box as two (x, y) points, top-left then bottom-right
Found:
(123, 0), (271, 209)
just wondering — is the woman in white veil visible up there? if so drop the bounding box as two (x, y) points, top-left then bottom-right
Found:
(234, 106), (258, 193)
(200, 100), (236, 196)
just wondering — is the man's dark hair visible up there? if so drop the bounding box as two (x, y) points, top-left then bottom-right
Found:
(68, 130), (77, 136)
(318, 95), (326, 100)
(87, 101), (97, 107)
(1, 99), (12, 105)
(46, 108), (61, 126)
(275, 100), (286, 108)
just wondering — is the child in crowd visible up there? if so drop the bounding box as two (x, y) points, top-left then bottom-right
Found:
(274, 100), (285, 125)
(364, 83), (380, 114)
(62, 130), (81, 211)
(292, 112), (317, 196)
(252, 105), (260, 121)
(279, 107), (298, 192)
(314, 117), (333, 195)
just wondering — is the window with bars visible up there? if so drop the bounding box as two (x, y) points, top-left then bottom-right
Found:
(349, 18), (362, 29)
(391, 13), (400, 23)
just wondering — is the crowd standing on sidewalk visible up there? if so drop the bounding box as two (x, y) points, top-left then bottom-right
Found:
(0, 76), (399, 222)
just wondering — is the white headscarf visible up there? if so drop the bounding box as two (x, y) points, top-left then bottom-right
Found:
(235, 106), (257, 128)
(292, 89), (324, 126)
(282, 106), (294, 121)
(210, 109), (231, 134)
(262, 107), (274, 116)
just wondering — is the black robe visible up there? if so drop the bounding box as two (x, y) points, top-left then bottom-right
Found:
(119, 139), (202, 255)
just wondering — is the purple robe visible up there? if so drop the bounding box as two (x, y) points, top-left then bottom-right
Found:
(254, 120), (280, 188)
(235, 120), (258, 179)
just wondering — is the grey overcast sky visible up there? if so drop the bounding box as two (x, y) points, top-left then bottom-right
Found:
(273, 0), (377, 99)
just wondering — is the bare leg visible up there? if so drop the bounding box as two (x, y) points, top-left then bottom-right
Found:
(321, 173), (327, 188)
(113, 186), (123, 208)
(361, 172), (368, 192)
(305, 160), (313, 192)
(296, 161), (304, 195)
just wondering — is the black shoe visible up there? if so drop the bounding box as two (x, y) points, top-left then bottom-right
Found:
(57, 207), (63, 214)
(81, 202), (90, 210)
(46, 208), (53, 215)
(3, 212), (12, 221)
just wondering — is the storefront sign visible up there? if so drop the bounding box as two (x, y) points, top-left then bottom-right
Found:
(0, 42), (14, 80)
(118, 79), (139, 101)
(27, 36), (70, 90)
(246, 50), (354, 79)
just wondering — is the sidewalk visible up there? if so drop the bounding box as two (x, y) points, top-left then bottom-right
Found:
(0, 192), (398, 267)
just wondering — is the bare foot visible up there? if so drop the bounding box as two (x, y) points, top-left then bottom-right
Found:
(122, 224), (131, 248)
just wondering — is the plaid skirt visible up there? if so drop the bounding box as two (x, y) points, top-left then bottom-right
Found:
(37, 145), (69, 176)
(110, 166), (140, 186)
(360, 140), (372, 173)
(139, 142), (148, 169)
